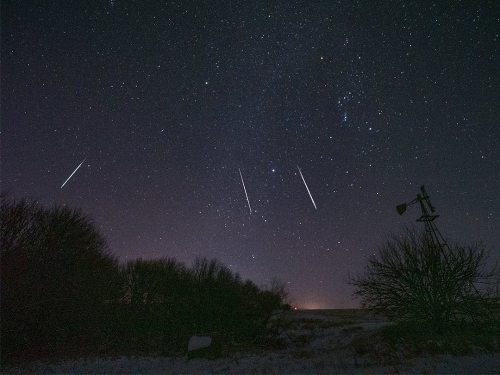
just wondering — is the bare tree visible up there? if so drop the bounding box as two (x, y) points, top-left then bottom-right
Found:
(351, 229), (497, 331)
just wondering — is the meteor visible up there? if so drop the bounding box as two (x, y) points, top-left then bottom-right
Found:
(238, 168), (252, 214)
(297, 165), (317, 210)
(60, 158), (86, 189)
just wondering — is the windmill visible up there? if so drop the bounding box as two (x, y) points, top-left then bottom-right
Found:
(396, 185), (448, 251)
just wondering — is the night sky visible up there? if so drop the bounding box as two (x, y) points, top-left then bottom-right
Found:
(3, 1), (499, 308)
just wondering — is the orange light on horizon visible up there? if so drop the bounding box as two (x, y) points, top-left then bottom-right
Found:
(300, 302), (324, 310)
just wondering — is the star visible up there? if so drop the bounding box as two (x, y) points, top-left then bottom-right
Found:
(3, 0), (497, 311)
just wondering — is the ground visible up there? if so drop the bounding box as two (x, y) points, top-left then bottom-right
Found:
(6, 310), (500, 374)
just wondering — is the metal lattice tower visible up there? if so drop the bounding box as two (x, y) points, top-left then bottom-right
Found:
(398, 186), (487, 300)
(396, 185), (449, 251)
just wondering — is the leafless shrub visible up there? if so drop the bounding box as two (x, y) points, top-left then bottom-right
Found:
(351, 229), (497, 330)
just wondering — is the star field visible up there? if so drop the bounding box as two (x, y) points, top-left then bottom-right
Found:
(3, 1), (499, 308)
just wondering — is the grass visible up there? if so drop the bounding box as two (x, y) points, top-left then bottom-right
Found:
(381, 321), (500, 356)
(351, 320), (499, 366)
(348, 319), (500, 368)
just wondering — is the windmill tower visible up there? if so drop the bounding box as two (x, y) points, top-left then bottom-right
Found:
(396, 185), (448, 251)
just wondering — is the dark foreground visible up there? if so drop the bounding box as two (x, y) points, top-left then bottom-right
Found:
(5, 309), (500, 374)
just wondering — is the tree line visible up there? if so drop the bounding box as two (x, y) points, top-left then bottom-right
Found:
(1, 194), (287, 364)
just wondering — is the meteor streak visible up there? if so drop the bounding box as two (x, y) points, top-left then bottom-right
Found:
(60, 158), (86, 189)
(297, 165), (317, 210)
(238, 168), (252, 214)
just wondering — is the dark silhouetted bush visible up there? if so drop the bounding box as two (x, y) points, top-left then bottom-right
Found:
(351, 229), (497, 332)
